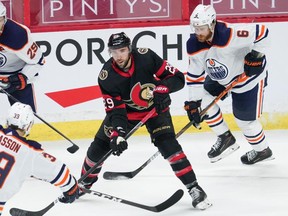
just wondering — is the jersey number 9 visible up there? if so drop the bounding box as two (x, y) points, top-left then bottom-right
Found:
(104, 98), (114, 110)
(0, 151), (15, 188)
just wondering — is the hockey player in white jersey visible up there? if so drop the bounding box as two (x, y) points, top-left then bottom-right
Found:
(0, 2), (45, 112)
(184, 4), (274, 165)
(0, 102), (79, 215)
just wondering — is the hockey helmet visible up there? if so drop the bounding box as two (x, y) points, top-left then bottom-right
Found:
(7, 102), (34, 136)
(190, 4), (216, 32)
(108, 32), (131, 50)
(0, 2), (6, 17)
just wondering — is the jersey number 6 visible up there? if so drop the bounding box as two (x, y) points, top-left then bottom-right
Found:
(237, 30), (249, 38)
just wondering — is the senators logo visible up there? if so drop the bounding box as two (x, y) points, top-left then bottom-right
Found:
(99, 69), (108, 80)
(137, 48), (148, 54)
(123, 82), (155, 110)
(104, 125), (113, 138)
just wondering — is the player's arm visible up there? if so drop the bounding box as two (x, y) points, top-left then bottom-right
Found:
(0, 25), (45, 92)
(99, 81), (128, 156)
(243, 24), (269, 77)
(149, 50), (184, 93)
(15, 29), (45, 82)
(184, 38), (207, 128)
(32, 151), (79, 203)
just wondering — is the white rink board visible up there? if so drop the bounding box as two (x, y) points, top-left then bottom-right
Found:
(0, 22), (287, 123)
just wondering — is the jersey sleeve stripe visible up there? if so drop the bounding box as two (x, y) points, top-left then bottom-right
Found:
(255, 25), (269, 43)
(154, 61), (167, 77)
(54, 168), (70, 187)
(186, 71), (205, 85)
(186, 76), (205, 83)
(61, 174), (72, 188)
(50, 164), (65, 184)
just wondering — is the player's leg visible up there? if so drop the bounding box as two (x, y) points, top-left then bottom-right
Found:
(80, 116), (111, 189)
(232, 79), (274, 165)
(203, 77), (239, 162)
(146, 111), (212, 210)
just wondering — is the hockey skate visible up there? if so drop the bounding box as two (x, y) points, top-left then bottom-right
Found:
(241, 147), (274, 165)
(207, 131), (239, 163)
(78, 177), (98, 197)
(189, 185), (212, 210)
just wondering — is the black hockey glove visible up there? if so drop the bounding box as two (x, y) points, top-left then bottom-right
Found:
(244, 51), (266, 77)
(1, 73), (27, 94)
(59, 178), (80, 204)
(184, 100), (204, 129)
(109, 127), (128, 156)
(153, 85), (171, 114)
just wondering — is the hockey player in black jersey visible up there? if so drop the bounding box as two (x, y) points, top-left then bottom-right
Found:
(79, 32), (212, 210)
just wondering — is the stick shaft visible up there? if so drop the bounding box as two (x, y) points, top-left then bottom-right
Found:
(0, 88), (79, 153)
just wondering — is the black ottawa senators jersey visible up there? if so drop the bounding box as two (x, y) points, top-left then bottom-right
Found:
(98, 48), (185, 122)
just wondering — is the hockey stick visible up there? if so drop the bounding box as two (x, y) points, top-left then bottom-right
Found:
(9, 188), (183, 215)
(79, 188), (183, 212)
(0, 88), (79, 154)
(78, 108), (156, 183)
(103, 73), (248, 180)
(9, 109), (157, 216)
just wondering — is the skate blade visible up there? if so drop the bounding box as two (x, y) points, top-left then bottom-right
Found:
(262, 155), (275, 162)
(210, 143), (240, 163)
(195, 198), (213, 210)
(243, 155), (275, 165)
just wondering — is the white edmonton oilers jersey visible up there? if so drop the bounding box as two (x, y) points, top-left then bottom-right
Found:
(0, 126), (74, 203)
(0, 19), (44, 81)
(186, 21), (269, 100)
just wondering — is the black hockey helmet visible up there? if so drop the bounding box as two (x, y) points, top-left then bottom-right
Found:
(108, 32), (131, 50)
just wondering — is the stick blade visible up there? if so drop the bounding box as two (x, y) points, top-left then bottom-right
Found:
(10, 208), (29, 216)
(10, 208), (38, 216)
(67, 144), (79, 154)
(103, 171), (135, 180)
(152, 189), (184, 212)
(9, 201), (55, 216)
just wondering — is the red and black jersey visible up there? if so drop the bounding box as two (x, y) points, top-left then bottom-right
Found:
(98, 48), (184, 131)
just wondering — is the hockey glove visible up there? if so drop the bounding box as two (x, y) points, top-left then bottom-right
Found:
(109, 127), (128, 156)
(153, 85), (171, 114)
(1, 73), (27, 94)
(59, 178), (80, 204)
(244, 51), (266, 77)
(184, 100), (204, 129)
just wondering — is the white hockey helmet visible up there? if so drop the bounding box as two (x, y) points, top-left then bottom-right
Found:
(0, 2), (6, 18)
(7, 102), (34, 136)
(190, 4), (216, 32)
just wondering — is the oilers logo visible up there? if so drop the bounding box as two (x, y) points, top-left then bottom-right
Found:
(206, 58), (228, 80)
(0, 53), (7, 67)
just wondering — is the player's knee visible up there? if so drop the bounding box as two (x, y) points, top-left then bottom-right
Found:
(154, 133), (182, 159)
(87, 137), (110, 161)
(235, 118), (262, 133)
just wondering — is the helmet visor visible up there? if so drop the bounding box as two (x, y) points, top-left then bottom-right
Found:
(191, 24), (209, 34)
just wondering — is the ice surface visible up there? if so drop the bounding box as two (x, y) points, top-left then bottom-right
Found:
(3, 130), (288, 216)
